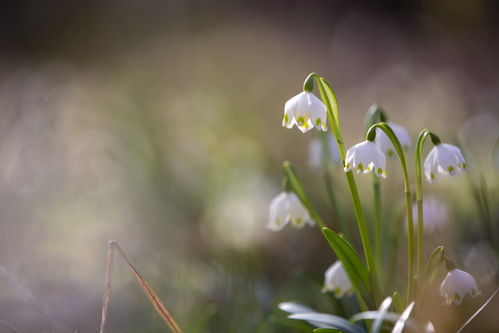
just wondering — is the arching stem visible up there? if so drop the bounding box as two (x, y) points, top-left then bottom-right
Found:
(367, 122), (414, 304)
(415, 130), (440, 278)
(306, 73), (381, 305)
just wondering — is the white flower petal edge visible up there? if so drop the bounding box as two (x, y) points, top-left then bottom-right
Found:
(344, 141), (387, 178)
(308, 135), (342, 169)
(424, 143), (466, 183)
(283, 92), (327, 133)
(375, 121), (412, 157)
(268, 192), (314, 231)
(407, 196), (448, 233)
(323, 261), (353, 298)
(440, 269), (481, 305)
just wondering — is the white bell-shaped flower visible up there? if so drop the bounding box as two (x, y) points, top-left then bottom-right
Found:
(344, 141), (387, 178)
(424, 143), (466, 183)
(283, 92), (327, 133)
(440, 268), (481, 305)
(425, 322), (435, 333)
(308, 135), (342, 169)
(375, 121), (412, 157)
(407, 196), (448, 233)
(268, 191), (314, 231)
(323, 261), (353, 298)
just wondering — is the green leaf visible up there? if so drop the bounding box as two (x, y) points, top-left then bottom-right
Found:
(391, 302), (415, 333)
(423, 246), (444, 286)
(279, 302), (328, 328)
(288, 313), (366, 333)
(370, 297), (392, 333)
(391, 292), (402, 313)
(314, 329), (344, 333)
(322, 227), (373, 308)
(350, 310), (422, 332)
(318, 78), (339, 124)
(278, 302), (316, 315)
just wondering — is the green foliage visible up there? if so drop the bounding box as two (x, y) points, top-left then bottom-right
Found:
(322, 228), (373, 309)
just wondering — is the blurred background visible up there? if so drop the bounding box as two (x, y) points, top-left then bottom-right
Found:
(0, 0), (498, 332)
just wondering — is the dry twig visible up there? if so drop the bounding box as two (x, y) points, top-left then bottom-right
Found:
(99, 240), (182, 333)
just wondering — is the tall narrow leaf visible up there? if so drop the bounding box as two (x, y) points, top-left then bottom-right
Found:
(288, 313), (366, 333)
(371, 297), (392, 333)
(322, 227), (373, 309)
(391, 302), (414, 333)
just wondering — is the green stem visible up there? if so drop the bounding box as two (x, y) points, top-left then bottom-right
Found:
(367, 122), (415, 304)
(319, 133), (346, 236)
(373, 175), (382, 286)
(283, 161), (326, 229)
(415, 130), (432, 279)
(364, 105), (385, 289)
(310, 73), (381, 305)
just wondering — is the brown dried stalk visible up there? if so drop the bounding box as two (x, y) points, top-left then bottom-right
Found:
(99, 240), (182, 333)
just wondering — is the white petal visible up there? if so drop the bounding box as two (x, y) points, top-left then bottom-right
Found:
(268, 192), (290, 231)
(283, 92), (326, 133)
(443, 143), (466, 170)
(345, 141), (386, 177)
(408, 197), (448, 233)
(424, 147), (439, 183)
(436, 144), (460, 175)
(389, 121), (412, 151)
(287, 192), (312, 228)
(440, 269), (480, 305)
(375, 122), (411, 157)
(283, 94), (300, 129)
(324, 261), (353, 298)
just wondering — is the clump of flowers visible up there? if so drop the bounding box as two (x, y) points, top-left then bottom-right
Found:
(267, 72), (495, 332)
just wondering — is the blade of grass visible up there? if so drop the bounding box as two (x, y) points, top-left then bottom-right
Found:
(391, 302), (414, 333)
(456, 287), (499, 333)
(370, 297), (392, 333)
(99, 240), (182, 333)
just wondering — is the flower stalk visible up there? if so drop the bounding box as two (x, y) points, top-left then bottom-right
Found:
(367, 122), (415, 304)
(282, 161), (326, 229)
(318, 133), (346, 235)
(364, 105), (387, 280)
(415, 130), (434, 278)
(306, 73), (382, 305)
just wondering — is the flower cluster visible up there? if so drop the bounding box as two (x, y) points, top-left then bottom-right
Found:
(271, 75), (483, 333)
